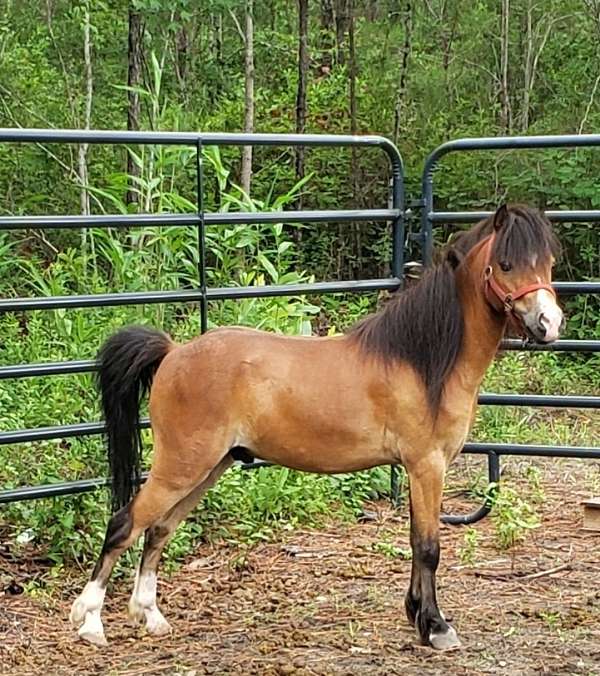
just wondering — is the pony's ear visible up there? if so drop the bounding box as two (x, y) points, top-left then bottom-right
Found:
(493, 204), (509, 231)
(445, 246), (464, 270)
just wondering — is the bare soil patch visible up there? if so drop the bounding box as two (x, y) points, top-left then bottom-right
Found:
(2, 459), (600, 676)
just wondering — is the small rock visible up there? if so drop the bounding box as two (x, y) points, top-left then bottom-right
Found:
(16, 529), (35, 545)
(188, 557), (212, 571)
(358, 510), (379, 523)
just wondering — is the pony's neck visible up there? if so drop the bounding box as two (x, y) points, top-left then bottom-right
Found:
(453, 247), (506, 392)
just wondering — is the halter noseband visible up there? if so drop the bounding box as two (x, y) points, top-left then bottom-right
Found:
(480, 234), (556, 334)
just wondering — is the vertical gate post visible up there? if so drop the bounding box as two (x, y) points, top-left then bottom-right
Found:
(389, 150), (405, 507)
(196, 138), (208, 333)
(390, 159), (405, 279)
(420, 157), (435, 267)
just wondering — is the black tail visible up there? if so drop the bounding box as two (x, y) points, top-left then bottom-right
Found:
(97, 325), (173, 512)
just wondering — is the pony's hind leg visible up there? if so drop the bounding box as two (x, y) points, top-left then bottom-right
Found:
(405, 451), (460, 650)
(128, 455), (234, 635)
(70, 476), (194, 645)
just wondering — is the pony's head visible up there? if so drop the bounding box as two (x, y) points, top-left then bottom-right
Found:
(481, 204), (563, 343)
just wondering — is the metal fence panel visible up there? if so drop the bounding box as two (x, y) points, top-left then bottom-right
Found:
(0, 128), (404, 502)
(420, 134), (600, 523)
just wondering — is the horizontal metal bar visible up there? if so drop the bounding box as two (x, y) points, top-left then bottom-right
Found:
(208, 209), (400, 225)
(424, 134), (600, 174)
(207, 278), (401, 299)
(0, 476), (113, 503)
(0, 278), (401, 312)
(4, 402), (599, 454)
(478, 393), (600, 408)
(0, 416), (151, 445)
(0, 419), (147, 445)
(6, 278), (596, 313)
(0, 359), (97, 380)
(551, 281), (600, 295)
(430, 210), (600, 224)
(0, 213), (198, 230)
(0, 460), (272, 504)
(0, 209), (400, 231)
(463, 442), (600, 459)
(501, 338), (600, 352)
(0, 128), (397, 150)
(2, 440), (598, 503)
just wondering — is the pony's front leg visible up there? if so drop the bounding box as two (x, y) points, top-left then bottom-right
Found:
(405, 451), (460, 650)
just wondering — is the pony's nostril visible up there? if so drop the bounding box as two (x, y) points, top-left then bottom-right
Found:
(537, 313), (548, 335)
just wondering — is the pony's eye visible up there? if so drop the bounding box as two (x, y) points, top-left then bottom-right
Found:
(499, 261), (512, 272)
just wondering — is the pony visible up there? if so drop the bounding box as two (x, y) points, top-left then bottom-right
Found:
(70, 203), (563, 649)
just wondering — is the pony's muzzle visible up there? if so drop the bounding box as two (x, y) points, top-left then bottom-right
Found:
(519, 289), (563, 344)
(532, 306), (563, 343)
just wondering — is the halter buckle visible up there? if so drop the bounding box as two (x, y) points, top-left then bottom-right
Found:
(503, 295), (514, 312)
(483, 265), (493, 281)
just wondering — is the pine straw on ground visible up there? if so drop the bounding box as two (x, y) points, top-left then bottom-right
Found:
(1, 459), (600, 676)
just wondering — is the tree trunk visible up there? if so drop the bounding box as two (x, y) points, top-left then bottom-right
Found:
(241, 0), (254, 197)
(174, 21), (190, 102)
(440, 0), (459, 87)
(393, 1), (413, 145)
(348, 1), (362, 276)
(295, 0), (309, 186)
(215, 13), (223, 67)
(520, 2), (563, 133)
(78, 0), (92, 217)
(499, 0), (511, 133)
(127, 7), (144, 205)
(320, 0), (334, 68)
(365, 1), (379, 21)
(333, 0), (350, 65)
(521, 1), (533, 132)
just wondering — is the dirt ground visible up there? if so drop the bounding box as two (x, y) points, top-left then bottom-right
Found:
(2, 459), (600, 676)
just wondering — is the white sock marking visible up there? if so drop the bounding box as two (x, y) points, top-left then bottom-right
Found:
(70, 580), (107, 644)
(129, 568), (171, 635)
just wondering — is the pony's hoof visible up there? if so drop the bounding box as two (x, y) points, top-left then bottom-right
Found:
(130, 599), (172, 636)
(77, 612), (108, 646)
(78, 627), (108, 647)
(145, 611), (172, 636)
(429, 624), (461, 651)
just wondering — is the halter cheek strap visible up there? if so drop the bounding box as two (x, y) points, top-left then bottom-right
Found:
(481, 235), (556, 333)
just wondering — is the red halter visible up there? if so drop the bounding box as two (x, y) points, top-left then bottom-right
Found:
(480, 234), (556, 334)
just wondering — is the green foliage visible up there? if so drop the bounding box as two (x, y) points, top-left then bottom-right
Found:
(4, 465), (398, 571)
(458, 527), (479, 566)
(371, 541), (412, 560)
(491, 483), (541, 550)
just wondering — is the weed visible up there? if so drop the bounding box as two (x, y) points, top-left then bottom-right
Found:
(524, 465), (545, 504)
(371, 541), (412, 560)
(458, 526), (479, 566)
(538, 609), (563, 631)
(491, 483), (540, 550)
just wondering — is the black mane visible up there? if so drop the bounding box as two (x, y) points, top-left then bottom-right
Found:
(348, 204), (557, 415)
(349, 258), (463, 414)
